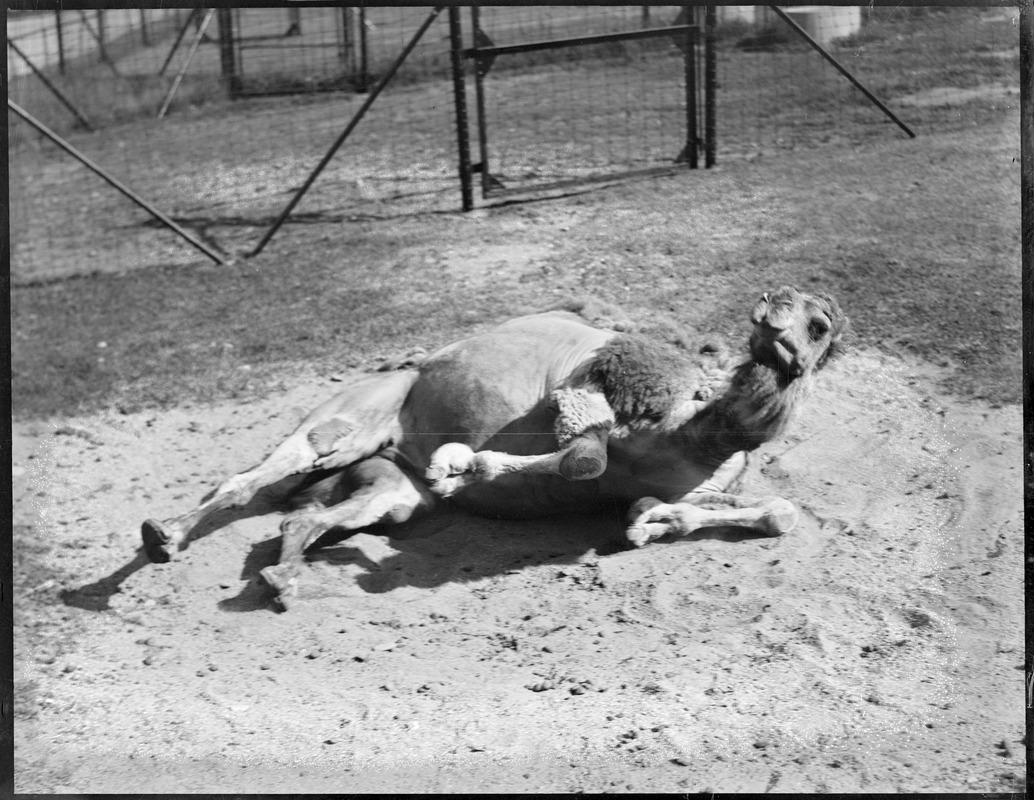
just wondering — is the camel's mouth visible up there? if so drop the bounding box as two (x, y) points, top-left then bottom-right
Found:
(770, 339), (803, 378)
(751, 323), (804, 378)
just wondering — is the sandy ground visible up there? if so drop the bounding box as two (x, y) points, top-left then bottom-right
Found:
(12, 343), (1025, 793)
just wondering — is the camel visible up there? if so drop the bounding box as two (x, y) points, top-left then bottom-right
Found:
(141, 286), (847, 609)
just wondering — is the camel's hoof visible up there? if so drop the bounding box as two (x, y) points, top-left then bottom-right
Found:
(141, 519), (182, 563)
(427, 475), (469, 498)
(625, 521), (670, 548)
(627, 496), (664, 522)
(759, 498), (798, 536)
(425, 443), (476, 485)
(260, 565), (300, 612)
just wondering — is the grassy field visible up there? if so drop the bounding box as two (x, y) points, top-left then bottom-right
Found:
(9, 6), (1021, 421)
(11, 104), (1021, 420)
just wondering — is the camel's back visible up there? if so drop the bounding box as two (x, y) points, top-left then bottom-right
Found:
(397, 312), (615, 466)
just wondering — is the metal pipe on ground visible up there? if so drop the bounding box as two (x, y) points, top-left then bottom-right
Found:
(248, 5), (445, 258)
(8, 99), (229, 267)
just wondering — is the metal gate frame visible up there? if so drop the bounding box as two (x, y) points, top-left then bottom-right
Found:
(218, 7), (370, 98)
(450, 4), (717, 208)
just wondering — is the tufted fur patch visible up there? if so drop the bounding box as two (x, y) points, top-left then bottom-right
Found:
(571, 335), (713, 426)
(550, 387), (616, 446)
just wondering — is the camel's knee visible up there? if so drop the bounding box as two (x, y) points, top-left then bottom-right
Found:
(279, 511), (326, 547)
(215, 477), (253, 508)
(558, 429), (608, 481)
(552, 387), (615, 447)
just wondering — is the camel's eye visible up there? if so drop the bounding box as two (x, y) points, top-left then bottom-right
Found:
(807, 318), (829, 341)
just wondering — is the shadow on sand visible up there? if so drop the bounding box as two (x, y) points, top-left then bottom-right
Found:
(63, 481), (771, 615)
(60, 474), (312, 612)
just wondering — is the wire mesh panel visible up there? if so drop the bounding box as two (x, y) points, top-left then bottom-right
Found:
(229, 7), (362, 94)
(7, 7), (461, 284)
(7, 5), (1021, 285)
(464, 5), (702, 197)
(710, 5), (1020, 157)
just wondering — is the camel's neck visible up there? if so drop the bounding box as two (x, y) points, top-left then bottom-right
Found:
(680, 360), (813, 463)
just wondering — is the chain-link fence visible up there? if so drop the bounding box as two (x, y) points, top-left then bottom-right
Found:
(8, 5), (1021, 284)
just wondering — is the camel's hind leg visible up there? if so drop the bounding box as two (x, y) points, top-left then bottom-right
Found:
(260, 455), (436, 610)
(141, 371), (418, 563)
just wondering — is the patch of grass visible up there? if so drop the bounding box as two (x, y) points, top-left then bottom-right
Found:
(10, 221), (524, 418)
(9, 7), (1019, 420)
(13, 112), (1019, 420)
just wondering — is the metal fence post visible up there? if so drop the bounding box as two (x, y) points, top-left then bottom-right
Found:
(683, 4), (698, 169)
(471, 4), (492, 198)
(357, 7), (370, 92)
(449, 6), (474, 212)
(1021, 0), (1033, 665)
(54, 10), (65, 74)
(705, 5), (717, 167)
(96, 10), (107, 65)
(217, 8), (241, 98)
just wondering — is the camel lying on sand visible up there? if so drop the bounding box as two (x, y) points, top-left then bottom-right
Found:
(142, 286), (847, 609)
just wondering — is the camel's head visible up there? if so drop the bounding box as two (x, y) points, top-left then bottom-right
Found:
(748, 286), (848, 380)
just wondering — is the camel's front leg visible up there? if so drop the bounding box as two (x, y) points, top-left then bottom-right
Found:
(625, 491), (798, 548)
(425, 386), (614, 497)
(425, 429), (609, 497)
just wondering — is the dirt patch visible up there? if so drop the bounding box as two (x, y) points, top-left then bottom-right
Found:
(12, 347), (1024, 793)
(897, 84), (1020, 108)
(443, 242), (555, 284)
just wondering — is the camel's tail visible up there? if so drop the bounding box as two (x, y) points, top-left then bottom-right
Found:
(295, 369), (420, 472)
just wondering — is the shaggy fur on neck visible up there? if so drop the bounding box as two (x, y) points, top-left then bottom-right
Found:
(680, 358), (815, 463)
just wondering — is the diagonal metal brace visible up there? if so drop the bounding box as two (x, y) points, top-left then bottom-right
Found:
(769, 6), (915, 139)
(8, 99), (228, 266)
(249, 6), (446, 258)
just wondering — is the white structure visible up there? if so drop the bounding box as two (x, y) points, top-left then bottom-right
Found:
(763, 6), (863, 45)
